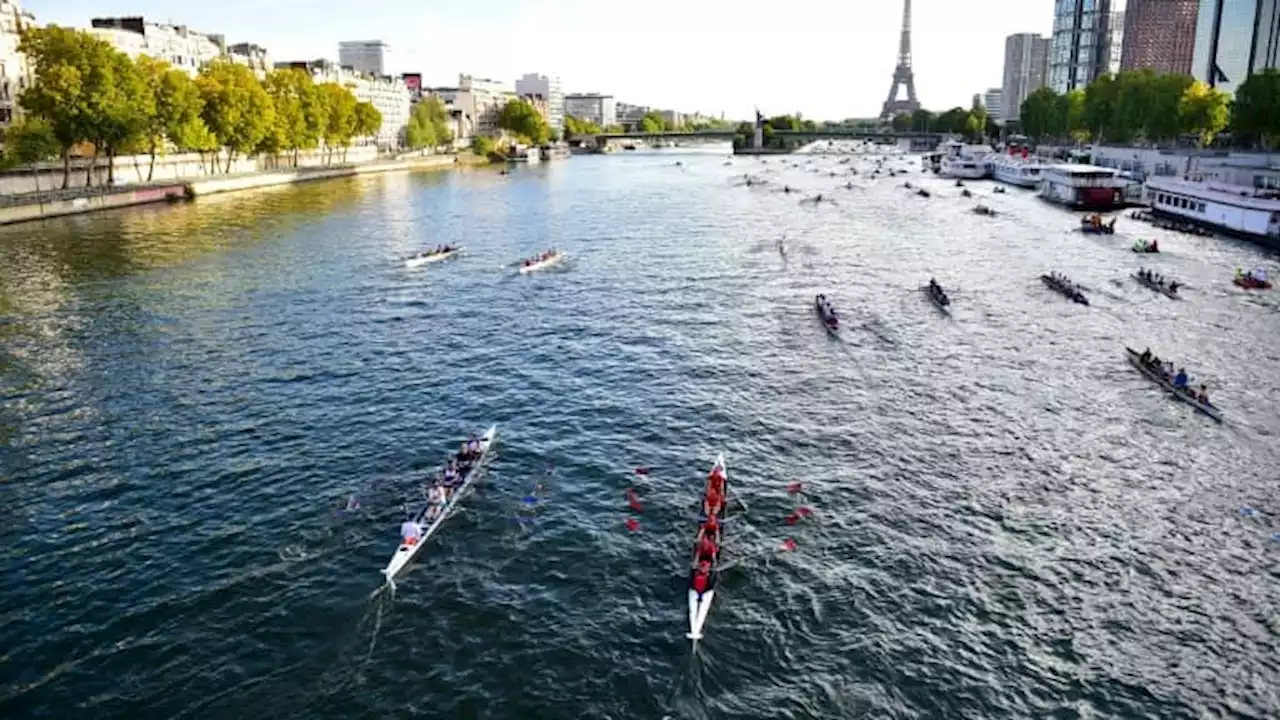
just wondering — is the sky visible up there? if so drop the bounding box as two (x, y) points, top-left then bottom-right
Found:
(27, 0), (1054, 120)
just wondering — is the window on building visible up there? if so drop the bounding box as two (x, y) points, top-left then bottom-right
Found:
(1197, 202), (1205, 212)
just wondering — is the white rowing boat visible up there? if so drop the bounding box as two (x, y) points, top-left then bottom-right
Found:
(687, 453), (727, 643)
(404, 247), (462, 269)
(518, 252), (566, 275)
(382, 425), (497, 584)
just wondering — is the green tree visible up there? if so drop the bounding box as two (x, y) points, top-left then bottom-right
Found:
(196, 60), (276, 172)
(18, 26), (117, 187)
(318, 82), (357, 163)
(497, 98), (549, 144)
(965, 107), (986, 142)
(602, 123), (623, 134)
(353, 101), (383, 147)
(420, 96), (453, 150)
(404, 101), (438, 150)
(260, 69), (308, 161)
(1230, 68), (1280, 149)
(909, 109), (936, 133)
(1020, 87), (1060, 140)
(937, 106), (969, 135)
(1083, 73), (1119, 141)
(1065, 88), (1088, 142)
(136, 56), (204, 180)
(82, 43), (149, 185)
(563, 115), (600, 138)
(1, 116), (59, 193)
(470, 134), (496, 158)
(638, 110), (665, 133)
(1178, 80), (1230, 146)
(890, 112), (912, 132)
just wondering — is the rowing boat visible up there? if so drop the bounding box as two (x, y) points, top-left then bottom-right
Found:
(382, 425), (498, 584)
(1040, 274), (1089, 305)
(518, 252), (566, 275)
(1131, 273), (1180, 299)
(1123, 348), (1222, 423)
(687, 453), (727, 642)
(814, 295), (839, 334)
(924, 284), (951, 313)
(405, 247), (462, 268)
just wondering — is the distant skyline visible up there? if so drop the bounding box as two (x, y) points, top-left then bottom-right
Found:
(26, 0), (1054, 120)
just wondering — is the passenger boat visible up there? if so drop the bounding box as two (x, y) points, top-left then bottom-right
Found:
(921, 150), (943, 174)
(382, 426), (498, 584)
(405, 246), (462, 268)
(518, 251), (566, 274)
(1040, 273), (1089, 305)
(938, 141), (991, 180)
(1144, 167), (1280, 247)
(814, 294), (839, 333)
(991, 152), (1045, 188)
(687, 453), (727, 642)
(1124, 348), (1222, 423)
(1037, 164), (1134, 211)
(1131, 272), (1180, 299)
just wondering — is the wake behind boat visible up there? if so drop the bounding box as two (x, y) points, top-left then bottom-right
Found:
(383, 425), (497, 585)
(1125, 348), (1222, 422)
(405, 245), (462, 268)
(518, 249), (566, 274)
(688, 453), (728, 643)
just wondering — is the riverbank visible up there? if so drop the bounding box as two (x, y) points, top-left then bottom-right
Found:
(0, 153), (488, 227)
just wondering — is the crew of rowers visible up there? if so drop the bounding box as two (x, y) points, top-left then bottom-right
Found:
(419, 244), (458, 257)
(815, 294), (839, 327)
(1137, 267), (1179, 292)
(399, 432), (485, 545)
(1137, 348), (1212, 404)
(927, 277), (950, 305)
(691, 463), (728, 595)
(522, 249), (559, 267)
(1046, 271), (1084, 294)
(1082, 214), (1117, 231)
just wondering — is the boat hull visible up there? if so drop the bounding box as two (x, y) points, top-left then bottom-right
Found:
(382, 425), (498, 581)
(518, 253), (566, 274)
(1131, 275), (1179, 299)
(1124, 348), (1222, 422)
(687, 453), (727, 642)
(405, 249), (460, 268)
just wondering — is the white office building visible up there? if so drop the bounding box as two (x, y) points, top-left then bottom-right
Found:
(88, 17), (224, 76)
(338, 40), (388, 77)
(565, 93), (616, 128)
(0, 0), (34, 129)
(982, 88), (1003, 118)
(1001, 32), (1051, 122)
(284, 59), (410, 151)
(514, 73), (564, 134)
(227, 42), (271, 78)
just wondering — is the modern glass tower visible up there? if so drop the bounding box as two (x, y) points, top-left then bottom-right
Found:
(1192, 0), (1280, 94)
(1049, 0), (1123, 92)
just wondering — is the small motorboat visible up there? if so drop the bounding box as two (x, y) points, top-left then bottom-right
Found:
(1080, 215), (1117, 234)
(1132, 240), (1160, 253)
(1234, 268), (1272, 289)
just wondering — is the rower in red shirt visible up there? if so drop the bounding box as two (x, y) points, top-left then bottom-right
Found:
(695, 527), (718, 562)
(691, 559), (712, 593)
(703, 483), (724, 517)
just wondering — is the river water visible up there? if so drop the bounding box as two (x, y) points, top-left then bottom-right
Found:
(1, 147), (1278, 719)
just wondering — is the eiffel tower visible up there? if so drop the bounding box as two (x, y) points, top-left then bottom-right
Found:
(880, 0), (921, 120)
